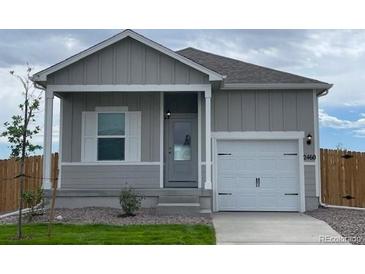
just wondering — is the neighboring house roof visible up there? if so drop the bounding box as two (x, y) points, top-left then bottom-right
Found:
(32, 29), (223, 83)
(177, 47), (332, 90)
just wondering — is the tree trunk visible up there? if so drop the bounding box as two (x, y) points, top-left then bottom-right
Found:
(17, 161), (24, 239)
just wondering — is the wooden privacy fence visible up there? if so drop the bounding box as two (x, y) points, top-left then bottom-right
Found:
(321, 149), (365, 208)
(0, 153), (58, 214)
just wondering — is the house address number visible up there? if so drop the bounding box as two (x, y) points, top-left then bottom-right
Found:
(304, 154), (316, 161)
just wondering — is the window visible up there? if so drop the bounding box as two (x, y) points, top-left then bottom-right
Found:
(82, 109), (141, 162)
(97, 113), (125, 161)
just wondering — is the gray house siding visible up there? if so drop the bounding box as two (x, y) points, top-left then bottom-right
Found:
(305, 165), (319, 210)
(61, 92), (160, 163)
(211, 89), (315, 155)
(48, 37), (209, 85)
(60, 92), (161, 190)
(201, 89), (316, 161)
(61, 165), (160, 190)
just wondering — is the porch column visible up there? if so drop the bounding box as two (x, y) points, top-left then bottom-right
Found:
(204, 86), (212, 189)
(42, 89), (54, 190)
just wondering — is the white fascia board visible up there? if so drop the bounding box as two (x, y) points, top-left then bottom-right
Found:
(47, 84), (211, 92)
(221, 83), (333, 90)
(32, 30), (223, 82)
(212, 131), (305, 140)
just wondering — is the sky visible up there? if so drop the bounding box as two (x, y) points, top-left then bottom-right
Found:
(0, 29), (364, 159)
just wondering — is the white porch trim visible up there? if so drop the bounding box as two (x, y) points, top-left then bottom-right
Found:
(58, 99), (63, 189)
(313, 89), (321, 197)
(61, 162), (160, 166)
(211, 131), (305, 140)
(42, 89), (54, 190)
(204, 86), (212, 189)
(48, 84), (211, 93)
(211, 131), (306, 213)
(159, 92), (164, 188)
(197, 92), (202, 188)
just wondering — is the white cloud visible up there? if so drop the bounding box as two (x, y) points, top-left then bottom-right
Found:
(0, 65), (60, 158)
(319, 109), (365, 137)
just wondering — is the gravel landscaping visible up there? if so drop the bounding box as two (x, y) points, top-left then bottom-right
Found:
(306, 207), (365, 245)
(0, 207), (212, 226)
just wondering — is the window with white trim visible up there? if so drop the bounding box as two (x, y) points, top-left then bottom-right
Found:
(97, 113), (125, 160)
(81, 109), (141, 162)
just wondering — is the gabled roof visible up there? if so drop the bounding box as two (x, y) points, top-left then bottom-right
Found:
(177, 47), (332, 90)
(32, 30), (224, 83)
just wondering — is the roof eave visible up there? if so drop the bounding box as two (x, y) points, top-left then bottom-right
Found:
(221, 82), (333, 91)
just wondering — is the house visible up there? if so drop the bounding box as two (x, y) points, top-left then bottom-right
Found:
(32, 29), (332, 214)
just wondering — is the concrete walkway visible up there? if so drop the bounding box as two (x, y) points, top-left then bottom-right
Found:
(213, 212), (346, 244)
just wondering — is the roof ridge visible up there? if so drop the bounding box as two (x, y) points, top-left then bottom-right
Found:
(176, 47), (328, 84)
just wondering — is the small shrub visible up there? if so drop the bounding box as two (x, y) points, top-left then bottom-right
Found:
(22, 186), (44, 221)
(119, 185), (143, 217)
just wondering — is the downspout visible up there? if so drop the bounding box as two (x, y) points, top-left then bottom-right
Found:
(317, 87), (365, 211)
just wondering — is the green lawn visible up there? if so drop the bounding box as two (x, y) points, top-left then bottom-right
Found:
(0, 223), (215, 245)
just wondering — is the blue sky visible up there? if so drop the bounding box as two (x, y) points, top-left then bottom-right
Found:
(0, 29), (364, 159)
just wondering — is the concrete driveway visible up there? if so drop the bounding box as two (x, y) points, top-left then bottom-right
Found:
(213, 212), (346, 244)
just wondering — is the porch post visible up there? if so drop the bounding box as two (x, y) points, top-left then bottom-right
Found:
(204, 86), (212, 189)
(42, 88), (54, 190)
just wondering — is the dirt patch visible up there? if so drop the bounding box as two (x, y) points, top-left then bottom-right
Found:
(0, 207), (212, 226)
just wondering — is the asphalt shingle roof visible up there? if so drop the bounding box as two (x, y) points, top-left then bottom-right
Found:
(176, 47), (327, 84)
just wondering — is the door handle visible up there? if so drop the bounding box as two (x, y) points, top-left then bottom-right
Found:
(168, 147), (172, 154)
(256, 178), (261, 187)
(258, 177), (261, 187)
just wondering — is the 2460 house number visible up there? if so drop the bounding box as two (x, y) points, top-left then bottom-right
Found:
(304, 154), (316, 161)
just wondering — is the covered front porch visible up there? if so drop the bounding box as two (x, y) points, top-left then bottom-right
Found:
(42, 84), (214, 213)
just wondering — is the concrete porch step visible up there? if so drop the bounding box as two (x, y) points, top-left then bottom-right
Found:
(156, 194), (202, 216)
(156, 203), (201, 216)
(158, 195), (199, 204)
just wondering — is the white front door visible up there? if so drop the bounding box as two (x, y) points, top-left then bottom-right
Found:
(217, 140), (300, 211)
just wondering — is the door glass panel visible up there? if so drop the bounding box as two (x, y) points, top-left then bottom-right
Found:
(173, 122), (191, 161)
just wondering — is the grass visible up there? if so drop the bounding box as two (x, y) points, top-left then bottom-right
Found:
(0, 223), (216, 245)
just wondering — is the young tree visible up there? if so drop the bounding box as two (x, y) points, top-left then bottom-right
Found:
(1, 65), (42, 239)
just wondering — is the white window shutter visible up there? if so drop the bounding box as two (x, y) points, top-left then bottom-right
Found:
(82, 112), (97, 162)
(125, 111), (141, 161)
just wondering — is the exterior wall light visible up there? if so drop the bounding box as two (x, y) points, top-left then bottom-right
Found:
(306, 134), (312, 145)
(165, 109), (171, 119)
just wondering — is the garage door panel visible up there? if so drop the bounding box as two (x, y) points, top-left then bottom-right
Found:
(234, 194), (257, 209)
(276, 159), (298, 173)
(218, 195), (236, 210)
(257, 194), (278, 208)
(217, 158), (237, 172)
(257, 159), (277, 172)
(277, 195), (299, 210)
(236, 176), (257, 191)
(217, 139), (300, 212)
(279, 177), (299, 192)
(258, 176), (276, 190)
(217, 175), (235, 192)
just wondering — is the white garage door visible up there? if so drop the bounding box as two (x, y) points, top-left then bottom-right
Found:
(217, 140), (300, 211)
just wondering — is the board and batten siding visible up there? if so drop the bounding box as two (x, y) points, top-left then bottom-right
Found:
(211, 89), (315, 156)
(48, 37), (209, 85)
(61, 165), (160, 190)
(61, 92), (160, 163)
